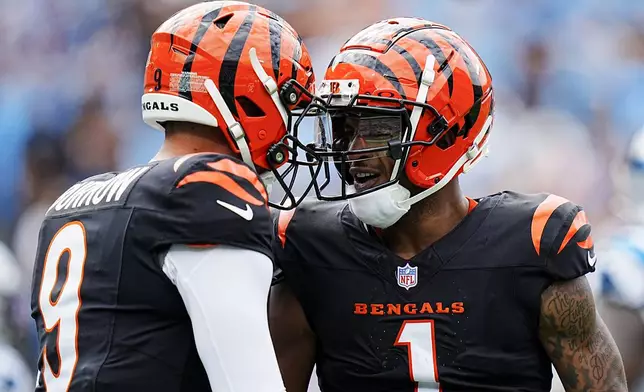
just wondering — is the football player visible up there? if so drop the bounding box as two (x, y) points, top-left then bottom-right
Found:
(592, 127), (644, 388)
(30, 2), (316, 391)
(269, 18), (628, 391)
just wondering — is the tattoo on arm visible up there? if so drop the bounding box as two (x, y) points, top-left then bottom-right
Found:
(539, 276), (627, 391)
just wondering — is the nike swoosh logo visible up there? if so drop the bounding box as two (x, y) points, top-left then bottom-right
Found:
(217, 200), (253, 221)
(588, 251), (597, 267)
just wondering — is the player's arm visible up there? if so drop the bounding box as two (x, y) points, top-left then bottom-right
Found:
(538, 276), (627, 391)
(163, 244), (286, 392)
(269, 282), (317, 392)
(531, 196), (627, 390)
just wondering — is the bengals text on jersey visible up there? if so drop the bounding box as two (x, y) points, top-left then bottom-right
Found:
(273, 191), (595, 392)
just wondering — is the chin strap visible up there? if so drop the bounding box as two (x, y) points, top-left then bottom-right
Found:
(249, 47), (289, 128)
(204, 78), (256, 171)
(462, 115), (492, 174)
(390, 54), (436, 181)
(399, 115), (493, 210)
(248, 47), (295, 196)
(203, 47), (290, 193)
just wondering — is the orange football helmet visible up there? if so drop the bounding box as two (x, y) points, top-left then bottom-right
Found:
(142, 1), (321, 208)
(311, 17), (494, 207)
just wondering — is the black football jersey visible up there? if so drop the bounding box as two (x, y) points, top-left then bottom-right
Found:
(31, 153), (272, 392)
(273, 191), (596, 392)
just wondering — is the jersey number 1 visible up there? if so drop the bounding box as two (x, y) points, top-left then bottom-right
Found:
(394, 320), (441, 392)
(38, 221), (87, 391)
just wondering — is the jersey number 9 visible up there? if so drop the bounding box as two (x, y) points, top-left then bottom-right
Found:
(37, 221), (87, 391)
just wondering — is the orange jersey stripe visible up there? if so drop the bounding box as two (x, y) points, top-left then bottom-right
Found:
(466, 197), (478, 214)
(531, 195), (570, 256)
(557, 210), (590, 254)
(277, 209), (296, 248)
(187, 244), (218, 249)
(177, 171), (264, 206)
(207, 161), (268, 202)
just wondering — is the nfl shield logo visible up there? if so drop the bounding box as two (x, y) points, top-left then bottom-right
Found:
(396, 263), (418, 290)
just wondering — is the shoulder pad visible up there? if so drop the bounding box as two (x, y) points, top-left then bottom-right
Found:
(172, 153), (267, 206)
(529, 193), (595, 280)
(131, 153), (272, 256)
(529, 194), (592, 258)
(273, 199), (346, 249)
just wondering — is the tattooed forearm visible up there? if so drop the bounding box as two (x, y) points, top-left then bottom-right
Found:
(539, 276), (627, 391)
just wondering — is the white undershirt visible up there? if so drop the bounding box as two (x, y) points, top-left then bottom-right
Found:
(162, 245), (285, 392)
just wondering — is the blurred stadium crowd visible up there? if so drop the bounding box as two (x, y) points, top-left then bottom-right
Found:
(1, 0), (644, 390)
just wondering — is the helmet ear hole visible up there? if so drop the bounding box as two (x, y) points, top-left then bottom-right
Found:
(436, 125), (460, 150)
(171, 46), (190, 57)
(236, 96), (265, 117)
(214, 13), (234, 29)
